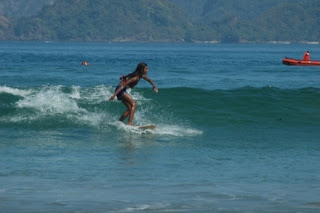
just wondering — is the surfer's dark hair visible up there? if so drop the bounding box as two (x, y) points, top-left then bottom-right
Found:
(121, 62), (148, 80)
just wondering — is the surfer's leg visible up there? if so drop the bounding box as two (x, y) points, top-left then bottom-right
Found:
(121, 93), (136, 126)
(119, 99), (131, 122)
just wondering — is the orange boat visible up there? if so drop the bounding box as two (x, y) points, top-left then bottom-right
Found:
(282, 58), (320, 66)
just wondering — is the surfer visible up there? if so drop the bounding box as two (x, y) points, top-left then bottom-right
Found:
(109, 62), (158, 126)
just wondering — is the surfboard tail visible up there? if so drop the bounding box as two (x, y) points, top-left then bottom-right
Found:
(138, 124), (156, 130)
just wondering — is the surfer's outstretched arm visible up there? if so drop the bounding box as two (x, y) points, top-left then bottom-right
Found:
(142, 75), (158, 93)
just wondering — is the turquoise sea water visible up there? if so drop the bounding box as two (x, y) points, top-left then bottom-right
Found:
(0, 42), (320, 212)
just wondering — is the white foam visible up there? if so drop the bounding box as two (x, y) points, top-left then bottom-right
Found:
(16, 86), (84, 114)
(81, 85), (113, 104)
(72, 112), (105, 127)
(155, 124), (203, 137)
(12, 85), (109, 128)
(0, 113), (37, 124)
(69, 85), (81, 99)
(0, 86), (32, 97)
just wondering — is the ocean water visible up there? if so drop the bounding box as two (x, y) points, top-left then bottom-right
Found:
(0, 41), (320, 213)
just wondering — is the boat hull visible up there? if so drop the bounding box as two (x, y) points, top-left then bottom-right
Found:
(282, 58), (320, 66)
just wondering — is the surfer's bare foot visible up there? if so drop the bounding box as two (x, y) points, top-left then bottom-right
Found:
(127, 123), (134, 126)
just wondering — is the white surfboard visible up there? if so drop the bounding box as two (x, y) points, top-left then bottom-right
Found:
(138, 124), (156, 130)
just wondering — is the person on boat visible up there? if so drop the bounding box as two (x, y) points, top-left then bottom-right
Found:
(303, 51), (310, 61)
(109, 62), (158, 126)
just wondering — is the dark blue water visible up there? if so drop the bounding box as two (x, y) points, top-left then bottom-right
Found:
(0, 41), (320, 212)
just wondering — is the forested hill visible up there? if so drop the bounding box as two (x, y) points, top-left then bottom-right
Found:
(172, 0), (285, 22)
(9, 0), (193, 42)
(173, 0), (320, 42)
(0, 0), (319, 43)
(0, 0), (54, 17)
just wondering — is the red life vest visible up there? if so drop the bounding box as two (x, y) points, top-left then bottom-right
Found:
(303, 52), (310, 61)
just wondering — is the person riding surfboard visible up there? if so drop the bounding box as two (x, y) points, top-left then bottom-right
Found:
(109, 62), (158, 126)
